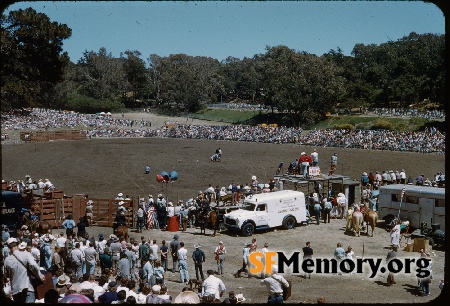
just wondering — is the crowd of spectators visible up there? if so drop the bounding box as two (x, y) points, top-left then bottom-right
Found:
(1, 108), (445, 154)
(369, 108), (445, 120)
(1, 108), (151, 132)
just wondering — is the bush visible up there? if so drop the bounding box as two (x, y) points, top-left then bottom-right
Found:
(371, 120), (392, 130)
(65, 93), (124, 113)
(333, 123), (355, 130)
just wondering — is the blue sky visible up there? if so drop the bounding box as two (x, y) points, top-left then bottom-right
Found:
(4, 1), (445, 63)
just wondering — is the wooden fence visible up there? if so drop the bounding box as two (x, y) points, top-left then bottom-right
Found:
(20, 130), (86, 142)
(29, 196), (135, 228)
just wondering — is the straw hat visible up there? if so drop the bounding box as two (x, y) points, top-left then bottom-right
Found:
(87, 200), (93, 205)
(57, 274), (70, 286)
(158, 194), (163, 198)
(194, 243), (201, 249)
(152, 285), (161, 293)
(118, 201), (125, 206)
(118, 193), (123, 197)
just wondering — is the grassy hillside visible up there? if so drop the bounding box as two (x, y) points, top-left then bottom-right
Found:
(189, 108), (444, 132)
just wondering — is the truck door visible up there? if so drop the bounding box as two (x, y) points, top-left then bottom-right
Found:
(255, 204), (268, 227)
(419, 198), (434, 226)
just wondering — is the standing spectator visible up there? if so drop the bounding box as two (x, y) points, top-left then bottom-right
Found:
(202, 269), (226, 301)
(117, 252), (131, 279)
(334, 243), (345, 275)
(71, 242), (84, 279)
(139, 237), (150, 267)
(136, 204), (145, 233)
(234, 242), (251, 278)
(84, 242), (98, 276)
(179, 205), (189, 232)
(313, 201), (322, 225)
(145, 165), (151, 174)
(110, 237), (122, 270)
(96, 234), (107, 255)
(150, 240), (159, 266)
(160, 240), (169, 272)
(260, 264), (289, 304)
(170, 235), (180, 273)
(99, 247), (113, 275)
(302, 242), (313, 279)
(4, 237), (45, 303)
(77, 217), (87, 239)
(386, 246), (397, 286)
(2, 227), (10, 243)
(153, 261), (165, 285)
(299, 152), (311, 178)
(337, 193), (347, 219)
(141, 256), (155, 288)
(309, 149), (318, 167)
(125, 243), (137, 281)
(260, 242), (269, 279)
(177, 242), (190, 285)
(418, 252), (432, 296)
(192, 243), (205, 281)
(52, 246), (64, 275)
(390, 219), (401, 248)
(361, 172), (369, 187)
(399, 169), (406, 184)
(374, 171), (382, 189)
(323, 197), (332, 224)
(61, 215), (76, 236)
(41, 237), (53, 270)
(214, 241), (226, 276)
(85, 200), (94, 226)
(250, 238), (258, 254)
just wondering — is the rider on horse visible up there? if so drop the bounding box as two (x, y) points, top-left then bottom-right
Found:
(115, 201), (127, 227)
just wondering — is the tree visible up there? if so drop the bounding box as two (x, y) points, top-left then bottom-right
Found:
(1, 8), (71, 110)
(76, 47), (127, 99)
(120, 50), (149, 107)
(262, 46), (344, 126)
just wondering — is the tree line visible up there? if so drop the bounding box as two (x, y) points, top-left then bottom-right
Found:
(1, 8), (445, 126)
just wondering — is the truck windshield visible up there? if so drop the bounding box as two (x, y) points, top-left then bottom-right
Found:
(242, 203), (256, 211)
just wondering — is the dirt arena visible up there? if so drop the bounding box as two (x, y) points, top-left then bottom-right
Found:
(1, 114), (446, 303)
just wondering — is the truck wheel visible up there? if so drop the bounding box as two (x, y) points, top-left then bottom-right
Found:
(283, 216), (296, 230)
(241, 223), (254, 236)
(384, 215), (394, 229)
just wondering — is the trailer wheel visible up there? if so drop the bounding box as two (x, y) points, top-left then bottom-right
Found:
(282, 216), (296, 230)
(384, 215), (395, 229)
(241, 223), (255, 237)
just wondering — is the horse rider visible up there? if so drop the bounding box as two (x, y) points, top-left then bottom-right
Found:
(116, 201), (127, 227)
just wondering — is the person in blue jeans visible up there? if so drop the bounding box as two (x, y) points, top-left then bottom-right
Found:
(313, 202), (322, 225)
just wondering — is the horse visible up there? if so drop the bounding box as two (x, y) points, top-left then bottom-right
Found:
(364, 210), (378, 237)
(115, 225), (129, 242)
(198, 211), (218, 236)
(345, 208), (354, 232)
(351, 211), (364, 237)
(36, 221), (52, 235)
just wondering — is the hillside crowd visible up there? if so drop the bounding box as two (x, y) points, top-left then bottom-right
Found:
(1, 108), (445, 154)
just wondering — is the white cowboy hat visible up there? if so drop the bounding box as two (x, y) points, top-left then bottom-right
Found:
(158, 194), (163, 198)
(301, 152), (306, 155)
(338, 193), (345, 197)
(57, 274), (70, 286)
(148, 194), (153, 198)
(6, 237), (17, 244)
(18, 241), (27, 250)
(363, 172), (367, 176)
(86, 200), (93, 205)
(194, 243), (201, 248)
(313, 193), (318, 198)
(118, 201), (125, 206)
(168, 202), (173, 206)
(118, 193), (123, 197)
(152, 285), (161, 293)
(252, 175), (257, 180)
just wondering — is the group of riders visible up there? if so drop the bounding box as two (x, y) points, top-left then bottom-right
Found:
(114, 191), (219, 231)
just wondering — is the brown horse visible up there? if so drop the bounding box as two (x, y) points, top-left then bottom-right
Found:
(198, 211), (218, 236)
(115, 225), (129, 242)
(36, 221), (52, 235)
(364, 210), (378, 237)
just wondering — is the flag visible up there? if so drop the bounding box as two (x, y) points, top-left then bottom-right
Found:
(401, 186), (406, 198)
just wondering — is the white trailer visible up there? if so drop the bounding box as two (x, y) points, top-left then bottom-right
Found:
(224, 190), (307, 236)
(378, 184), (445, 231)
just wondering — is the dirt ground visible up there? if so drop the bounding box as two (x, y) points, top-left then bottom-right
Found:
(1, 113), (446, 303)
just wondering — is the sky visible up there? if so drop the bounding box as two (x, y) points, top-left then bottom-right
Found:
(3, 1), (445, 64)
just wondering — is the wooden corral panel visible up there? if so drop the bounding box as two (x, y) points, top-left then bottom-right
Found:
(19, 130), (87, 142)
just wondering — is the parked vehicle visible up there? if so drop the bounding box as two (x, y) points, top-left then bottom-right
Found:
(1, 191), (23, 237)
(378, 184), (445, 231)
(224, 190), (307, 236)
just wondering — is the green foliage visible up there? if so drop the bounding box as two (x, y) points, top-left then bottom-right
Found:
(408, 117), (429, 127)
(371, 119), (393, 130)
(333, 124), (355, 130)
(1, 8), (71, 109)
(65, 93), (124, 113)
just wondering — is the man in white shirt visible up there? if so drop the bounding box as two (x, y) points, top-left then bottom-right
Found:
(56, 232), (67, 248)
(71, 242), (84, 279)
(260, 265), (289, 304)
(166, 202), (175, 217)
(150, 240), (159, 265)
(260, 242), (269, 279)
(311, 149), (319, 167)
(202, 269), (226, 300)
(96, 234), (107, 255)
